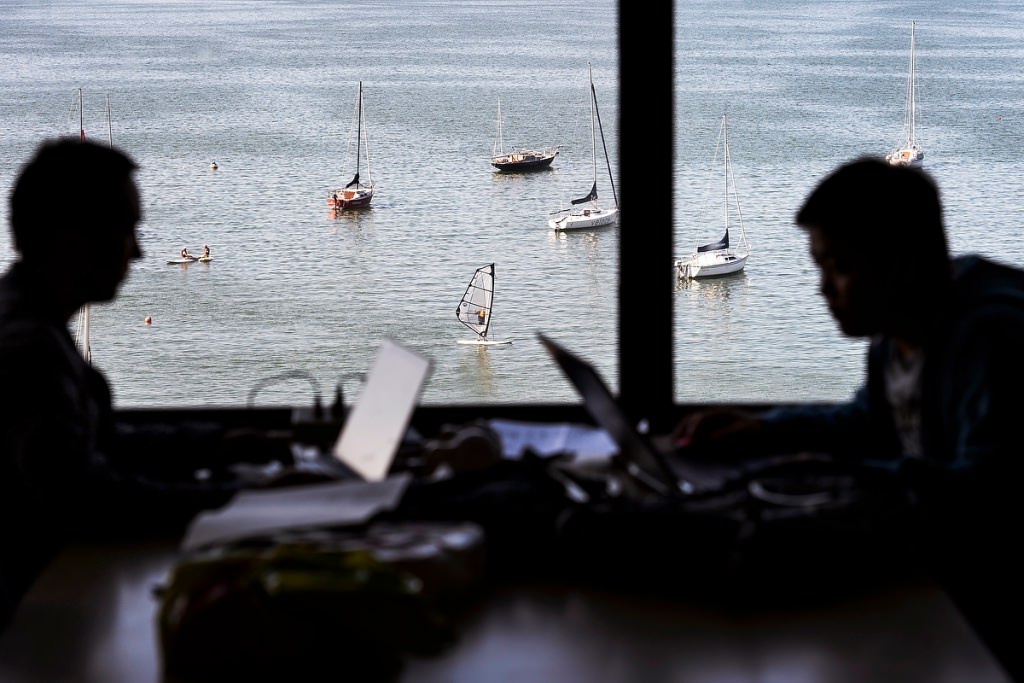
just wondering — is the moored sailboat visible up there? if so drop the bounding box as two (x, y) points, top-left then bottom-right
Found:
(327, 81), (375, 210)
(675, 114), (750, 280)
(886, 21), (924, 167)
(456, 263), (512, 345)
(490, 98), (558, 172)
(547, 64), (619, 231)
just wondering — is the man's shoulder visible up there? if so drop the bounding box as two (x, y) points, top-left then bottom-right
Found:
(0, 313), (77, 373)
(953, 255), (1024, 309)
(942, 256), (1024, 357)
(0, 328), (68, 368)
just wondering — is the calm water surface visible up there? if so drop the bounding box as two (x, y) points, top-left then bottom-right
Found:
(2, 1), (1023, 409)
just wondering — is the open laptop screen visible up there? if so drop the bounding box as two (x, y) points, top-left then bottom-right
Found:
(332, 338), (432, 481)
(537, 333), (684, 495)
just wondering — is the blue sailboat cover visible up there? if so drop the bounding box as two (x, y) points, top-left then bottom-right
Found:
(697, 228), (730, 252)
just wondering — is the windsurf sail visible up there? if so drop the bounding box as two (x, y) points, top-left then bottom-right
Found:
(456, 263), (496, 339)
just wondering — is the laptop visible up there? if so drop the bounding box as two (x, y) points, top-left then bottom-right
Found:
(330, 337), (433, 481)
(538, 333), (749, 497)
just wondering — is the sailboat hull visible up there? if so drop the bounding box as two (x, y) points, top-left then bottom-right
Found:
(327, 187), (374, 209)
(491, 151), (558, 172)
(885, 147), (924, 167)
(548, 206), (619, 231)
(675, 251), (747, 280)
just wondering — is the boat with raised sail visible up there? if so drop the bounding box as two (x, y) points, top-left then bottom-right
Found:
(327, 81), (375, 210)
(547, 64), (619, 231)
(456, 263), (512, 346)
(674, 114), (750, 280)
(885, 21), (924, 167)
(490, 98), (558, 172)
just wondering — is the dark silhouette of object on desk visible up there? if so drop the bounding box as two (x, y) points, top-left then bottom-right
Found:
(673, 156), (1024, 679)
(0, 139), (237, 630)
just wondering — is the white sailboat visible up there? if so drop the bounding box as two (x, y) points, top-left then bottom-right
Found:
(491, 98), (559, 172)
(674, 114), (750, 280)
(886, 21), (924, 167)
(547, 64), (619, 231)
(327, 81), (375, 209)
(456, 263), (512, 346)
(74, 91), (114, 364)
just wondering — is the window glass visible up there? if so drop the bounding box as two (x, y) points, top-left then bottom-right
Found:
(0, 1), (619, 408)
(673, 1), (1024, 402)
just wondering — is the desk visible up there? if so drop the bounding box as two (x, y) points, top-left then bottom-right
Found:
(0, 539), (1010, 682)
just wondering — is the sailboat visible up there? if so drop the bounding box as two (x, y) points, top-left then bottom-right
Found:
(547, 64), (619, 231)
(674, 114), (750, 280)
(490, 98), (558, 172)
(74, 90), (114, 364)
(327, 81), (375, 209)
(885, 21), (924, 167)
(456, 263), (512, 346)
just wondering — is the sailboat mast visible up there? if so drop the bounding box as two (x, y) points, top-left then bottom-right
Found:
(588, 64), (597, 187)
(723, 115), (729, 232)
(83, 94), (114, 364)
(75, 87), (91, 364)
(105, 94), (112, 147)
(483, 263), (493, 339)
(908, 21), (916, 145)
(591, 67), (619, 209)
(355, 81), (363, 179)
(496, 98), (504, 155)
(80, 306), (91, 364)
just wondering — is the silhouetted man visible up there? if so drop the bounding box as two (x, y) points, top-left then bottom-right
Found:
(0, 139), (234, 628)
(674, 157), (1024, 678)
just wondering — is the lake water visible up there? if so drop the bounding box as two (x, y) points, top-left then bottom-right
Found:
(2, 0), (1024, 409)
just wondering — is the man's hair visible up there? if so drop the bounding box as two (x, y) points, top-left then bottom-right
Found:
(9, 137), (138, 256)
(795, 156), (948, 266)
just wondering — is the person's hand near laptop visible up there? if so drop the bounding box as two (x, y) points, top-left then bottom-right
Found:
(670, 407), (767, 459)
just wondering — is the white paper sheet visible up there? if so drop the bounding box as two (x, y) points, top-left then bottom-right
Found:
(486, 418), (618, 462)
(181, 473), (412, 552)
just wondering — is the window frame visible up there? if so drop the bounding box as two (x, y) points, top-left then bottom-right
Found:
(619, 2), (674, 428)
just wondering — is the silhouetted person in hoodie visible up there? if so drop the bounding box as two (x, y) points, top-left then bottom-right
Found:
(674, 156), (1024, 679)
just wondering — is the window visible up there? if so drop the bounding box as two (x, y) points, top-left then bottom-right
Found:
(670, 4), (1024, 409)
(0, 1), (625, 412)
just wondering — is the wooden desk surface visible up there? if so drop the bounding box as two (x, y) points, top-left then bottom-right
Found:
(0, 539), (1010, 683)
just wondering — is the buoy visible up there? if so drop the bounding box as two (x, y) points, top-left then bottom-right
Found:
(144, 315), (152, 325)
(210, 161), (218, 170)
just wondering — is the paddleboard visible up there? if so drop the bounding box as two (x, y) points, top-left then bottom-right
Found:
(166, 258), (197, 265)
